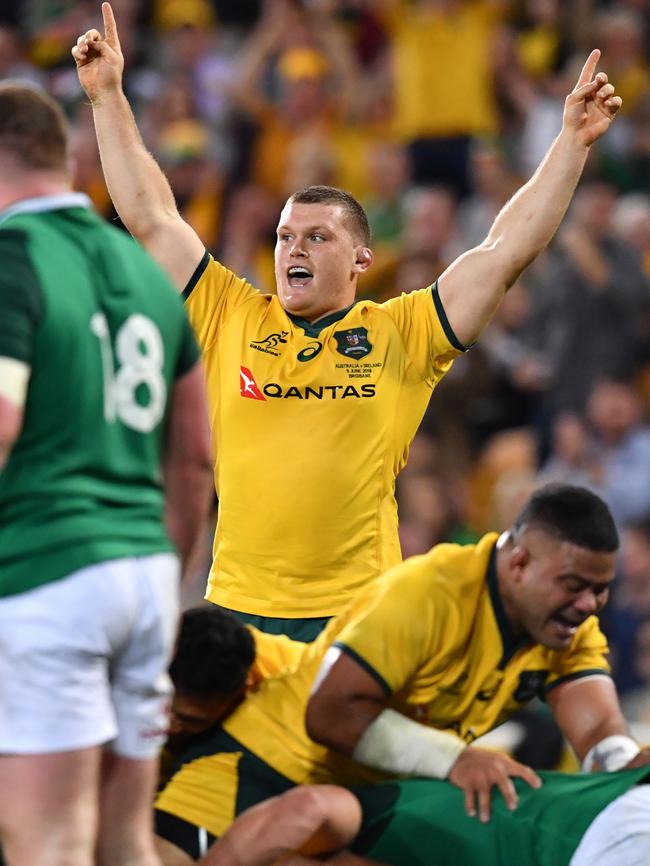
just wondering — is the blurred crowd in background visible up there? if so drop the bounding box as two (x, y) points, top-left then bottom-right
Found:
(3, 0), (650, 738)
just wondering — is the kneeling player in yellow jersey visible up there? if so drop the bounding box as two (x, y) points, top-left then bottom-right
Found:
(74, 9), (622, 640)
(154, 484), (650, 863)
(162, 606), (306, 783)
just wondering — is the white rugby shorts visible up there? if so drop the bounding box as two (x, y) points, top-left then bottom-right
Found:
(0, 553), (179, 758)
(570, 783), (650, 865)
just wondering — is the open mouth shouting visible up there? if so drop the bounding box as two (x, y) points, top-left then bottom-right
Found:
(287, 266), (314, 288)
(548, 610), (585, 641)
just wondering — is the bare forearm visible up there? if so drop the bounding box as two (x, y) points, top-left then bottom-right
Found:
(90, 89), (178, 241)
(164, 460), (213, 576)
(486, 130), (589, 280)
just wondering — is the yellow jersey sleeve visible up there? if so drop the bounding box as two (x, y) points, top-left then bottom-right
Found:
(183, 253), (259, 352)
(381, 283), (466, 384)
(333, 558), (445, 696)
(248, 627), (307, 688)
(545, 616), (611, 695)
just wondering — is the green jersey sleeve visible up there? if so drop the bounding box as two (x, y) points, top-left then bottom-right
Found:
(0, 229), (43, 362)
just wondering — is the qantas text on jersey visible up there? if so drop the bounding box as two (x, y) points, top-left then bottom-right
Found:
(239, 367), (376, 400)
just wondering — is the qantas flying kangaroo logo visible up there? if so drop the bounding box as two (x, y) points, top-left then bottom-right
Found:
(239, 367), (266, 401)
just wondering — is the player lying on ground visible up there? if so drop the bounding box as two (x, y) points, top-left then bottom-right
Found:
(204, 769), (650, 866)
(73, 3), (622, 641)
(154, 485), (650, 864)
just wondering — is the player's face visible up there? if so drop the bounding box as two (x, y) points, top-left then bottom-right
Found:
(274, 201), (372, 323)
(505, 529), (615, 650)
(169, 691), (239, 737)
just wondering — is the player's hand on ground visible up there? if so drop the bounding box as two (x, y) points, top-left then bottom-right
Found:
(623, 746), (650, 769)
(563, 49), (622, 147)
(448, 746), (542, 823)
(71, 2), (123, 102)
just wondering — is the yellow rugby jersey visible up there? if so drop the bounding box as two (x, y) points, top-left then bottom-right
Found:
(248, 626), (306, 686)
(221, 533), (610, 786)
(183, 253), (464, 617)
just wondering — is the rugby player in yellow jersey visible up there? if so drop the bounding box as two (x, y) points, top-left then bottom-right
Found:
(161, 606), (305, 789)
(73, 6), (622, 639)
(153, 485), (650, 864)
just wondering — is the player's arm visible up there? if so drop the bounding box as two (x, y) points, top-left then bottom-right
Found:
(198, 785), (371, 866)
(71, 3), (204, 291)
(0, 360), (28, 470)
(0, 232), (41, 470)
(437, 50), (622, 346)
(306, 648), (539, 822)
(163, 359), (213, 576)
(548, 676), (644, 771)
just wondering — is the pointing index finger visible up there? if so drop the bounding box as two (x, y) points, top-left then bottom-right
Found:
(102, 2), (121, 51)
(575, 49), (601, 90)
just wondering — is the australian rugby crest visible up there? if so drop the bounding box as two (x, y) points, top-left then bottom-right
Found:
(334, 327), (372, 359)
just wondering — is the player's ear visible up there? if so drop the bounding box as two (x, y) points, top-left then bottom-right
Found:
(353, 246), (374, 274)
(510, 544), (530, 578)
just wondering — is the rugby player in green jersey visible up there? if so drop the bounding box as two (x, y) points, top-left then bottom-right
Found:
(72, 4), (623, 641)
(0, 85), (213, 866)
(202, 769), (650, 866)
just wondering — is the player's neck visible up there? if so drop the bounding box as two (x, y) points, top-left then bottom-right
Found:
(0, 173), (72, 213)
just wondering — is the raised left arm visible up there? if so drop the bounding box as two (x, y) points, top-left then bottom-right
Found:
(438, 49), (622, 346)
(548, 676), (643, 770)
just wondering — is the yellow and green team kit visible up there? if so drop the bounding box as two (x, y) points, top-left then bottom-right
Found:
(156, 534), (611, 840)
(183, 253), (465, 620)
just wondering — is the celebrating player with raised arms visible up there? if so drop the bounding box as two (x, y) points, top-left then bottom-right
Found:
(73, 4), (621, 640)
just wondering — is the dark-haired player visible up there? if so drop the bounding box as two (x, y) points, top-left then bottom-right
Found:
(154, 485), (650, 862)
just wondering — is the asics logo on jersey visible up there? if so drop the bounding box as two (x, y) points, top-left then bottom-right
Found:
(297, 341), (323, 362)
(249, 331), (288, 356)
(240, 367), (266, 401)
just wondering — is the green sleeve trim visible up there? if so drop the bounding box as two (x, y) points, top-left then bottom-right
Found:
(543, 668), (611, 698)
(431, 281), (469, 352)
(182, 250), (210, 301)
(174, 314), (200, 378)
(0, 229), (43, 362)
(334, 642), (392, 697)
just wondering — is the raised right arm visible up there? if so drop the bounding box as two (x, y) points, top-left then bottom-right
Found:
(72, 2), (204, 291)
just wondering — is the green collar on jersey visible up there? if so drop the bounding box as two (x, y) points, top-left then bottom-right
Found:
(287, 301), (357, 337)
(486, 545), (532, 667)
(0, 192), (92, 225)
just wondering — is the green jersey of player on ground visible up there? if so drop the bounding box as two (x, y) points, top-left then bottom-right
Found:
(0, 193), (199, 596)
(352, 768), (650, 866)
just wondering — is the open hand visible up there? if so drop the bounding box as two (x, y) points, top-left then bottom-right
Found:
(448, 746), (542, 822)
(71, 2), (123, 103)
(563, 49), (622, 147)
